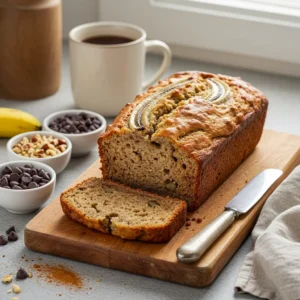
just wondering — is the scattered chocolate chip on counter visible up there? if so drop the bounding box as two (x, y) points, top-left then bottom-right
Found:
(8, 231), (18, 242)
(6, 226), (16, 235)
(49, 112), (102, 134)
(16, 268), (28, 280)
(0, 235), (8, 246)
(12, 134), (67, 158)
(0, 164), (51, 190)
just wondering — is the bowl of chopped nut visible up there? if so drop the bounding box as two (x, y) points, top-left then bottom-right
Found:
(7, 131), (72, 174)
(43, 109), (106, 156)
(0, 161), (56, 214)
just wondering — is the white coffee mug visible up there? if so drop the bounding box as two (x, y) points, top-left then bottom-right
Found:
(69, 21), (172, 116)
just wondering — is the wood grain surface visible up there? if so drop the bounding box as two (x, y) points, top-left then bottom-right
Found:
(25, 130), (300, 287)
(0, 0), (61, 100)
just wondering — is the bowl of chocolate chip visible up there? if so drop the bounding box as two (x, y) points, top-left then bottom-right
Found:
(43, 109), (107, 156)
(7, 131), (72, 174)
(0, 161), (56, 214)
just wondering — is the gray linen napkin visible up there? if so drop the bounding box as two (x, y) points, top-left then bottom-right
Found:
(235, 165), (300, 300)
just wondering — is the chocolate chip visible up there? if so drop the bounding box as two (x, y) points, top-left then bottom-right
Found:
(10, 181), (20, 187)
(16, 268), (28, 280)
(24, 164), (33, 168)
(89, 125), (96, 131)
(7, 231), (18, 242)
(39, 183), (47, 187)
(28, 182), (39, 189)
(0, 177), (8, 186)
(0, 235), (8, 246)
(85, 119), (92, 127)
(32, 175), (42, 183)
(79, 112), (87, 119)
(41, 179), (49, 184)
(2, 186), (11, 189)
(78, 125), (87, 132)
(6, 226), (16, 235)
(66, 118), (73, 125)
(20, 184), (28, 189)
(28, 169), (37, 176)
(39, 170), (50, 180)
(50, 125), (59, 131)
(38, 169), (45, 177)
(12, 167), (22, 175)
(3, 166), (13, 174)
(12, 185), (22, 190)
(10, 173), (20, 182)
(64, 125), (71, 131)
(68, 125), (77, 133)
(22, 176), (32, 185)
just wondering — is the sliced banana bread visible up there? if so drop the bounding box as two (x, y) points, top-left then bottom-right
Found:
(98, 71), (268, 211)
(60, 177), (187, 242)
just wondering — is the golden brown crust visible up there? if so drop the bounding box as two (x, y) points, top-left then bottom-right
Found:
(98, 71), (268, 210)
(98, 70), (267, 163)
(60, 178), (187, 243)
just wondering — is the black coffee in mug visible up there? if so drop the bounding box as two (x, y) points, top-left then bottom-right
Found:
(83, 35), (133, 45)
(69, 21), (171, 116)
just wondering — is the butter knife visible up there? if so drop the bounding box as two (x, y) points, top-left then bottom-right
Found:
(177, 169), (283, 263)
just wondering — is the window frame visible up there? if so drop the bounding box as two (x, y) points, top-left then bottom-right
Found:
(99, 0), (300, 76)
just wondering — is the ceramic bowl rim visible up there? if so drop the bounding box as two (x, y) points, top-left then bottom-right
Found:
(7, 131), (72, 162)
(43, 109), (107, 138)
(0, 160), (56, 193)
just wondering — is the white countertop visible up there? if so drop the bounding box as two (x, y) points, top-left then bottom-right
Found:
(0, 43), (299, 300)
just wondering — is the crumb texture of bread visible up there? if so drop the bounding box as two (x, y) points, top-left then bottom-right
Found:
(98, 71), (268, 210)
(60, 178), (187, 242)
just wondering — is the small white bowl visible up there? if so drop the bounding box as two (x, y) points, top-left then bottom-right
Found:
(7, 131), (72, 174)
(0, 161), (56, 214)
(43, 109), (107, 157)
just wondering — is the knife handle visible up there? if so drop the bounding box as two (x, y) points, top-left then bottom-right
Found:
(177, 209), (238, 263)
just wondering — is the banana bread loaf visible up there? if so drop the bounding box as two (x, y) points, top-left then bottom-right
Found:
(61, 177), (186, 242)
(98, 71), (268, 211)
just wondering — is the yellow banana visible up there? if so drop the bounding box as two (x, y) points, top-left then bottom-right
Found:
(0, 108), (41, 138)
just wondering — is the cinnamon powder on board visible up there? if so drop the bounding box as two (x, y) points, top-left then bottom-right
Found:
(32, 264), (83, 289)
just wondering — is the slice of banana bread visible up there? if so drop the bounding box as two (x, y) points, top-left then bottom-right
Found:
(60, 177), (187, 242)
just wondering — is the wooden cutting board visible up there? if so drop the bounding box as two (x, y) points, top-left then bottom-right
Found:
(25, 130), (300, 287)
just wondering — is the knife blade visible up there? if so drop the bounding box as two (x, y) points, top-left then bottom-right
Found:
(177, 169), (283, 263)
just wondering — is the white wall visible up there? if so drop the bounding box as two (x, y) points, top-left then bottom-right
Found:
(62, 0), (99, 39)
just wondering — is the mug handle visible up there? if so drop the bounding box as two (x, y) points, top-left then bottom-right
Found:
(142, 40), (172, 90)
